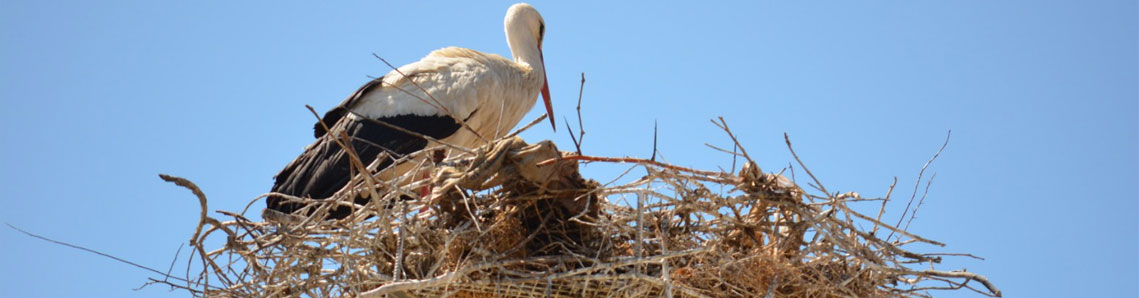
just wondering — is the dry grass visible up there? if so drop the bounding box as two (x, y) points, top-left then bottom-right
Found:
(156, 121), (1000, 298)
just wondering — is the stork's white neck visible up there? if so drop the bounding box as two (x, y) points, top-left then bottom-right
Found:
(504, 18), (544, 82)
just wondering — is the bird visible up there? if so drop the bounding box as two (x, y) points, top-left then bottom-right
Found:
(267, 3), (554, 220)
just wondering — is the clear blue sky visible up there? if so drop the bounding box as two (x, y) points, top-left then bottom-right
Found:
(1, 1), (1135, 297)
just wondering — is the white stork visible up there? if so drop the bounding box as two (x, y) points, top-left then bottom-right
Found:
(268, 3), (553, 219)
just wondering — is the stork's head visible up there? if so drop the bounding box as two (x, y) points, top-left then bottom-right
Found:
(505, 3), (555, 131)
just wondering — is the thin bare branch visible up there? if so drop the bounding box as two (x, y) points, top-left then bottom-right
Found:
(890, 130), (951, 241)
(6, 223), (207, 288)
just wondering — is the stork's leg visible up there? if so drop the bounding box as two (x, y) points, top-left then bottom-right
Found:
(418, 148), (449, 212)
(419, 171), (431, 199)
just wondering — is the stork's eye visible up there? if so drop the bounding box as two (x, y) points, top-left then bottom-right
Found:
(538, 22), (545, 41)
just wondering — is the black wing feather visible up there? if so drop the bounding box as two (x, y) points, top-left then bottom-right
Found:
(270, 78), (462, 220)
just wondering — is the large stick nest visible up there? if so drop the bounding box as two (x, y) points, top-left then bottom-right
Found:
(158, 132), (1000, 298)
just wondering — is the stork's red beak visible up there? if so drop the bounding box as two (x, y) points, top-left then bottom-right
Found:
(539, 47), (555, 132)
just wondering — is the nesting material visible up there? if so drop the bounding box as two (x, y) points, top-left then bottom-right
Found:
(159, 134), (1000, 298)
